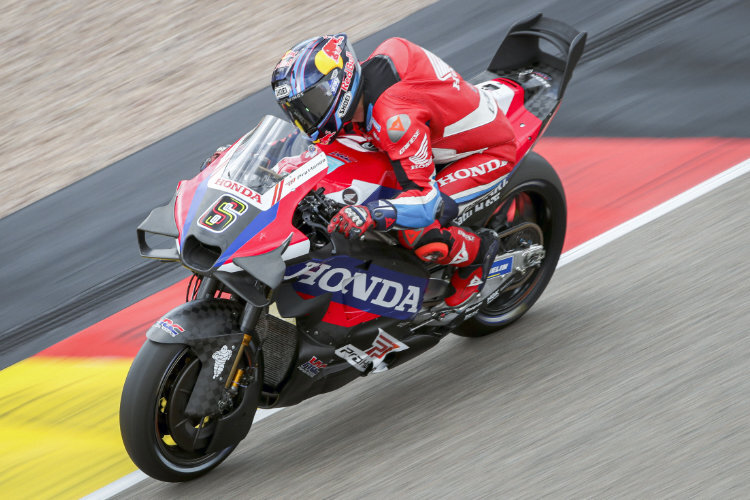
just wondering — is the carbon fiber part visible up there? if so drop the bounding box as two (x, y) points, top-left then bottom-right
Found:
(255, 314), (298, 388)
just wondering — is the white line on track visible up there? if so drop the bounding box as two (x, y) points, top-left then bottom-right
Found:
(83, 157), (750, 500)
(81, 409), (284, 500)
(558, 158), (750, 267)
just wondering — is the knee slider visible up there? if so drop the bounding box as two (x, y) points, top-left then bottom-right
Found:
(401, 222), (450, 263)
(415, 242), (449, 263)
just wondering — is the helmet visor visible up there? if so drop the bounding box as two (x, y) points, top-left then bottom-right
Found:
(276, 69), (341, 136)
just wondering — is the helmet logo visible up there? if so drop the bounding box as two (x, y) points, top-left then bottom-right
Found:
(274, 84), (291, 99)
(276, 49), (297, 69)
(337, 91), (352, 118)
(315, 36), (345, 75)
(341, 55), (355, 92)
(326, 70), (340, 96)
(322, 36), (344, 61)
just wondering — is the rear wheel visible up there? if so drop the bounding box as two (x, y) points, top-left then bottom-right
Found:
(120, 341), (239, 482)
(453, 152), (566, 337)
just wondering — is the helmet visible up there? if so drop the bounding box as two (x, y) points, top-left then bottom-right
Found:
(271, 34), (362, 145)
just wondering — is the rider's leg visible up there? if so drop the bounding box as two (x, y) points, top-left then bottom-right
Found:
(398, 222), (500, 306)
(397, 146), (514, 306)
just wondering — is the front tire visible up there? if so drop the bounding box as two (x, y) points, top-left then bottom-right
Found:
(119, 341), (237, 482)
(453, 152), (566, 337)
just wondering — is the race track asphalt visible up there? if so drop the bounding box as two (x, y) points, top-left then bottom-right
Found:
(2, 0), (750, 497)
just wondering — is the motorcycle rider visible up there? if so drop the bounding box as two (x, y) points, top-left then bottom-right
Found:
(271, 34), (517, 307)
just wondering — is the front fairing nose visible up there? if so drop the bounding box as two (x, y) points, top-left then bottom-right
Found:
(180, 187), (265, 273)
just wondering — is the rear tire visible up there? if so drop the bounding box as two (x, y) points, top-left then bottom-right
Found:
(453, 152), (566, 337)
(120, 341), (237, 482)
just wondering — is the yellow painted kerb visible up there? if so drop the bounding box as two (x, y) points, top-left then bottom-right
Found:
(0, 357), (136, 500)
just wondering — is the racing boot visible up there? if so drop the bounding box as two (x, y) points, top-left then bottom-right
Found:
(444, 228), (500, 307)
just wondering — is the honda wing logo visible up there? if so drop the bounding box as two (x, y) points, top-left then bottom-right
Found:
(423, 48), (460, 90)
(408, 134), (432, 169)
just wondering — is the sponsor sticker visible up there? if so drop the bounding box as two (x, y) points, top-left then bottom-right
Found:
(464, 301), (482, 319)
(298, 356), (328, 377)
(449, 242), (469, 265)
(317, 131), (336, 145)
(468, 275), (484, 287)
(365, 330), (409, 364)
(487, 256), (513, 278)
(329, 151), (355, 163)
(335, 345), (370, 372)
(274, 84), (291, 99)
(438, 159), (507, 187)
(285, 255), (427, 320)
(520, 69), (551, 88)
(398, 129), (420, 155)
(453, 179), (508, 225)
(336, 329), (409, 372)
(209, 177), (263, 204)
(327, 70), (340, 96)
(485, 289), (501, 304)
(315, 36), (345, 75)
(211, 345), (233, 380)
(337, 91), (352, 117)
(156, 318), (184, 337)
(408, 134), (432, 169)
(276, 49), (297, 69)
(386, 114), (410, 143)
(321, 36), (344, 62)
(283, 151), (327, 190)
(340, 54), (356, 92)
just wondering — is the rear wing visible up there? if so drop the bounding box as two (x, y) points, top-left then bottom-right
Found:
(486, 13), (587, 101)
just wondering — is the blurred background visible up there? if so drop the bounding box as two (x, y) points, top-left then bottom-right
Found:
(0, 0), (435, 218)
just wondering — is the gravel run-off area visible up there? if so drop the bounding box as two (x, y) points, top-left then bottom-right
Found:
(0, 0), (436, 218)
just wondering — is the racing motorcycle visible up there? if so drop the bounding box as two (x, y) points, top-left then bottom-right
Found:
(120, 13), (586, 482)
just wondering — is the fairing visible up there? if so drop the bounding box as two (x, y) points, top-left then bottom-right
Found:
(174, 116), (328, 271)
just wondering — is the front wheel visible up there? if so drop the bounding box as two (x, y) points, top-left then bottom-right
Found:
(120, 341), (237, 482)
(453, 152), (566, 337)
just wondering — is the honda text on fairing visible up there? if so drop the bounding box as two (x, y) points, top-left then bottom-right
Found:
(120, 14), (586, 482)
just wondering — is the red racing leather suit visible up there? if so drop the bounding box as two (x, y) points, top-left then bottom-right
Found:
(358, 37), (517, 266)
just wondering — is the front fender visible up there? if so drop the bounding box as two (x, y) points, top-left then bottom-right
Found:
(147, 299), (249, 417)
(146, 298), (244, 345)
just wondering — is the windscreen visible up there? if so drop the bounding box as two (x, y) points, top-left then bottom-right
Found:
(222, 115), (315, 194)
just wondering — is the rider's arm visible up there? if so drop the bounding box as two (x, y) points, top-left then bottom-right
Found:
(366, 106), (441, 230)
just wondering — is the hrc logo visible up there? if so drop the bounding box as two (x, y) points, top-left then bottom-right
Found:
(156, 318), (185, 337)
(298, 356), (328, 378)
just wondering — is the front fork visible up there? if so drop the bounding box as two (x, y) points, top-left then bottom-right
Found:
(196, 275), (265, 330)
(194, 275), (265, 393)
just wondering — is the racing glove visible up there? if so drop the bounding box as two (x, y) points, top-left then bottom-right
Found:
(328, 205), (376, 239)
